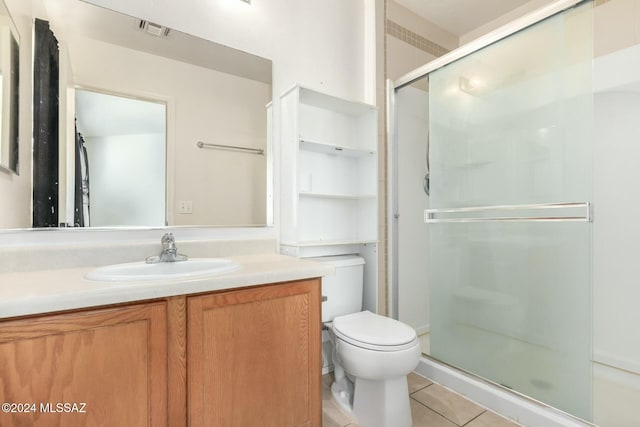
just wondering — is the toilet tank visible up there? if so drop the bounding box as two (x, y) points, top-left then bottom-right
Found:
(311, 255), (365, 323)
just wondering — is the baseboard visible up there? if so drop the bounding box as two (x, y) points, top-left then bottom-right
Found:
(415, 357), (595, 427)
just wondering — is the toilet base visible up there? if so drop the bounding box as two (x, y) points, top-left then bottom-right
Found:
(352, 376), (412, 427)
(330, 376), (355, 417)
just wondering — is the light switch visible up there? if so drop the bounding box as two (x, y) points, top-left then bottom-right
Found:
(178, 201), (193, 214)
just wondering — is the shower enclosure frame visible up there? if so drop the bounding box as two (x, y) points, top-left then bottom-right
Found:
(387, 0), (593, 424)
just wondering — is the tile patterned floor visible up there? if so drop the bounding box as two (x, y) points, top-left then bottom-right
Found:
(322, 372), (522, 427)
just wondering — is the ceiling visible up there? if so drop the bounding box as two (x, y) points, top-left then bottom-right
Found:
(394, 0), (531, 36)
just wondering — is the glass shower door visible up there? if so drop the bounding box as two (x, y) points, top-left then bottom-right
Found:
(427, 2), (593, 420)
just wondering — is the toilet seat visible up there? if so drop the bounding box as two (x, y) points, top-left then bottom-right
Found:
(333, 311), (418, 352)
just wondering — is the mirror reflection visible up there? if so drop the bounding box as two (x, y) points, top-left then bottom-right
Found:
(76, 89), (166, 227)
(10, 0), (272, 229)
(0, 0), (18, 175)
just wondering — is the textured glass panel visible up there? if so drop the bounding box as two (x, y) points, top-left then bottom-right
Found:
(429, 4), (593, 209)
(430, 222), (592, 419)
(427, 2), (593, 421)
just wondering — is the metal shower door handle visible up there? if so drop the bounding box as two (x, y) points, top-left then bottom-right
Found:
(424, 202), (592, 223)
(423, 172), (430, 196)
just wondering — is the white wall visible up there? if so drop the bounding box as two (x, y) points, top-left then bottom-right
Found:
(593, 88), (640, 378)
(592, 46), (640, 425)
(592, 3), (640, 425)
(85, 0), (366, 103)
(67, 36), (270, 226)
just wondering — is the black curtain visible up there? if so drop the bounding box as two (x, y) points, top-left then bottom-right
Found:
(32, 19), (59, 227)
(73, 122), (89, 227)
(8, 34), (19, 174)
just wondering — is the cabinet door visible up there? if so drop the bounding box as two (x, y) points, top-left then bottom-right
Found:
(188, 279), (321, 427)
(0, 302), (167, 427)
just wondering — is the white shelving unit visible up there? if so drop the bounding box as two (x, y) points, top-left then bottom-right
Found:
(279, 85), (378, 312)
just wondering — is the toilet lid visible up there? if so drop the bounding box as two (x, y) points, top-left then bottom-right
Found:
(332, 311), (417, 349)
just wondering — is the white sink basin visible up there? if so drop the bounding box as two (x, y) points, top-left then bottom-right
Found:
(85, 258), (239, 282)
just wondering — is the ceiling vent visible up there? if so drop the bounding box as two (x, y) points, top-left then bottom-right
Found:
(138, 20), (171, 37)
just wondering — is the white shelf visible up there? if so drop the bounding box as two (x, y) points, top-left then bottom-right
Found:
(281, 239), (378, 247)
(299, 139), (375, 157)
(298, 86), (376, 115)
(280, 86), (377, 250)
(299, 191), (376, 200)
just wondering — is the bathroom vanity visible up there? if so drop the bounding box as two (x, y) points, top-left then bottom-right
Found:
(0, 254), (329, 427)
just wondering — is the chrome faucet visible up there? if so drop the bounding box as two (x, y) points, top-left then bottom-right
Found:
(146, 233), (189, 263)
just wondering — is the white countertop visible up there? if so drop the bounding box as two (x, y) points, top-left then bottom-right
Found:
(0, 253), (334, 320)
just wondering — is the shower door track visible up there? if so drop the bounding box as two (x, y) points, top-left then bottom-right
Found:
(418, 354), (596, 427)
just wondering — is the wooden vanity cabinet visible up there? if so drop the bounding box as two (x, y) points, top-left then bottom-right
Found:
(0, 278), (321, 427)
(0, 301), (168, 427)
(188, 278), (322, 427)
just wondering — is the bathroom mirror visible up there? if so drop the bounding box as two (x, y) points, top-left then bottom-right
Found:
(6, 0), (272, 229)
(0, 0), (19, 175)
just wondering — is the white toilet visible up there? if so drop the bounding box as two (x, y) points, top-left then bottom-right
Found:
(316, 255), (421, 427)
